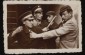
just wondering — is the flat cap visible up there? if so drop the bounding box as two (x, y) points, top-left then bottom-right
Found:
(34, 5), (43, 13)
(18, 11), (32, 26)
(46, 11), (56, 16)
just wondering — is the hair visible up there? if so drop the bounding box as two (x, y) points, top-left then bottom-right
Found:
(59, 5), (73, 16)
(17, 11), (32, 26)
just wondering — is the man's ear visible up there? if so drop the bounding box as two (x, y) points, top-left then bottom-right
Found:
(34, 14), (36, 17)
(69, 13), (71, 17)
(69, 12), (72, 17)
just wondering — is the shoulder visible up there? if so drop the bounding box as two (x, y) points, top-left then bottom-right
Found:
(41, 20), (48, 24)
(65, 17), (77, 27)
(31, 26), (43, 33)
(41, 20), (49, 26)
(63, 18), (78, 30)
(65, 18), (75, 26)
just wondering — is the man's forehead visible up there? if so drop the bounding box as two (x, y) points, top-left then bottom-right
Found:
(22, 14), (34, 20)
(24, 14), (32, 18)
(62, 11), (68, 14)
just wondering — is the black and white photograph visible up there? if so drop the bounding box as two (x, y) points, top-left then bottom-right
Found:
(3, 1), (82, 54)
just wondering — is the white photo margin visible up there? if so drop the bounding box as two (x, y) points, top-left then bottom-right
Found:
(3, 1), (82, 54)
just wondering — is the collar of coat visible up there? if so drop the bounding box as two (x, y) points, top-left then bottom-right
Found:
(23, 25), (32, 34)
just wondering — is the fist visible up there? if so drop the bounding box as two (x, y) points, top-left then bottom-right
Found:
(30, 31), (40, 38)
(30, 31), (37, 38)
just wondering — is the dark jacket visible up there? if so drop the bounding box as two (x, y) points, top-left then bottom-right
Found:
(8, 20), (59, 49)
(8, 26), (44, 49)
(42, 21), (59, 49)
(34, 20), (59, 49)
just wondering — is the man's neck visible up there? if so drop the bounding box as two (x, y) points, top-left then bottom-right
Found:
(63, 17), (72, 24)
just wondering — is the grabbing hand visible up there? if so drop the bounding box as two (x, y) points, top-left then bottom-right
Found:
(30, 31), (41, 38)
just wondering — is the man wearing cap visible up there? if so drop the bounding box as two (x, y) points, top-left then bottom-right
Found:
(41, 11), (60, 48)
(32, 5), (48, 28)
(31, 5), (49, 48)
(8, 5), (49, 49)
(30, 5), (79, 49)
(42, 11), (59, 31)
(8, 11), (44, 49)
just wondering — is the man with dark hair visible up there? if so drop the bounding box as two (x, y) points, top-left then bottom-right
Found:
(30, 5), (79, 49)
(60, 5), (73, 17)
(42, 11), (59, 31)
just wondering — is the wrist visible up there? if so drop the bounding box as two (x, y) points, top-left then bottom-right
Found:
(11, 30), (17, 37)
(37, 34), (43, 38)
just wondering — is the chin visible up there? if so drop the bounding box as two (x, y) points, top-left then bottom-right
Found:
(30, 26), (33, 28)
(39, 17), (42, 19)
(27, 26), (32, 28)
(39, 18), (42, 20)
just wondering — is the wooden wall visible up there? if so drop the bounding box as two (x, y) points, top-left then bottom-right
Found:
(7, 5), (18, 33)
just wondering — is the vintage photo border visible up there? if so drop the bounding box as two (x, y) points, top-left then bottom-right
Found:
(3, 1), (82, 54)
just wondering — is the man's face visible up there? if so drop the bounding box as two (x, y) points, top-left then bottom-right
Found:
(47, 15), (54, 22)
(61, 11), (71, 21)
(34, 12), (43, 20)
(22, 14), (34, 28)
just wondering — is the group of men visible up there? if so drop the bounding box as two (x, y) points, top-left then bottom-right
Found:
(8, 5), (79, 49)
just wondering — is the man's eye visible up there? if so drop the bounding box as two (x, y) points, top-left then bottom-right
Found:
(62, 13), (65, 15)
(48, 16), (51, 17)
(23, 19), (28, 21)
(30, 16), (33, 18)
(29, 19), (34, 21)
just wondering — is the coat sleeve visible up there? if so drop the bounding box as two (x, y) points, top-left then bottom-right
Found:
(8, 31), (19, 48)
(38, 21), (75, 38)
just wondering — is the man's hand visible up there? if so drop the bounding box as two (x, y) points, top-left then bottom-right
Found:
(42, 27), (49, 32)
(30, 31), (42, 38)
(11, 26), (23, 37)
(30, 31), (38, 38)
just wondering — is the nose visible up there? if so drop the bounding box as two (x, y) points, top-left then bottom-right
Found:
(62, 15), (64, 18)
(62, 15), (65, 19)
(47, 17), (49, 20)
(30, 20), (33, 23)
(31, 19), (35, 25)
(40, 13), (43, 17)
